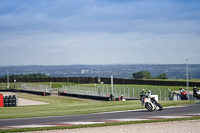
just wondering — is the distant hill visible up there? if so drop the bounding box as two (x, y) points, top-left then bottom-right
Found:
(0, 64), (200, 79)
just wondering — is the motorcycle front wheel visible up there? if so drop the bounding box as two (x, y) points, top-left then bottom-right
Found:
(145, 102), (153, 112)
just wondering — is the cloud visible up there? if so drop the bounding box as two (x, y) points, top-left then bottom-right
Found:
(1, 0), (200, 34)
(0, 0), (200, 65)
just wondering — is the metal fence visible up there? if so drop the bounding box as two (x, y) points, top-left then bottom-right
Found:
(0, 82), (7, 90)
(0, 82), (21, 90)
(61, 85), (170, 101)
(21, 83), (51, 93)
(0, 82), (170, 100)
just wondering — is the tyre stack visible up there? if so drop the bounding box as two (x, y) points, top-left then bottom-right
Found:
(12, 95), (18, 106)
(3, 95), (18, 107)
(3, 96), (8, 107)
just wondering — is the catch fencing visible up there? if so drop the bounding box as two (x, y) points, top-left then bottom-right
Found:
(61, 85), (170, 100)
(0, 83), (170, 100)
(20, 83), (51, 93)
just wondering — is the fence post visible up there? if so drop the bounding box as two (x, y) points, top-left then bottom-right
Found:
(123, 87), (125, 97)
(164, 90), (166, 101)
(128, 87), (130, 99)
(158, 88), (161, 101)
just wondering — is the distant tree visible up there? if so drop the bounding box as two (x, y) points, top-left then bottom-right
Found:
(3, 73), (50, 79)
(132, 71), (152, 80)
(133, 71), (168, 80)
(155, 73), (168, 79)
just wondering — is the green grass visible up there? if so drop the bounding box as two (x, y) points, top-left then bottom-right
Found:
(0, 81), (196, 90)
(0, 93), (196, 119)
(0, 82), (78, 89)
(70, 83), (192, 91)
(1, 116), (200, 133)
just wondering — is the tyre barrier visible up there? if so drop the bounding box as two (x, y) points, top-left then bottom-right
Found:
(3, 95), (18, 107)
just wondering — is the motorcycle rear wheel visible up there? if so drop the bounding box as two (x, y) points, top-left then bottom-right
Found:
(157, 103), (163, 111)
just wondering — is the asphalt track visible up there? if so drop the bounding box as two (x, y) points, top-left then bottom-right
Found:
(0, 103), (200, 128)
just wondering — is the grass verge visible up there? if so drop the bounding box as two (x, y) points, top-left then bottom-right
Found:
(0, 93), (196, 119)
(1, 116), (200, 133)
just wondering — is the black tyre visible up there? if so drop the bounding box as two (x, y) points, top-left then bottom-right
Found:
(157, 103), (163, 111)
(145, 102), (153, 112)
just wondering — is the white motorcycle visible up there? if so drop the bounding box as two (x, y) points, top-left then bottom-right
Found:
(143, 95), (163, 112)
(195, 90), (200, 99)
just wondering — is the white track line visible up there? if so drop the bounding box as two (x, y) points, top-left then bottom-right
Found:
(150, 116), (191, 119)
(108, 119), (149, 121)
(60, 122), (105, 125)
(7, 125), (56, 129)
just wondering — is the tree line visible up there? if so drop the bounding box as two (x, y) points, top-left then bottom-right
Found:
(132, 71), (168, 80)
(4, 73), (50, 79)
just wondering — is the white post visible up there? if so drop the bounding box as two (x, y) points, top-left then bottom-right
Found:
(128, 87), (130, 99)
(7, 69), (9, 89)
(159, 88), (161, 101)
(186, 59), (189, 99)
(111, 75), (113, 95)
(50, 82), (52, 89)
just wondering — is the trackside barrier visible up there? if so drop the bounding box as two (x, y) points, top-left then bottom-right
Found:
(0, 94), (3, 107)
(59, 92), (110, 101)
(20, 83), (51, 96)
(3, 95), (18, 107)
(0, 89), (51, 96)
(61, 85), (169, 100)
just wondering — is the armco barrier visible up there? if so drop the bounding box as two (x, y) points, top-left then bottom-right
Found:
(19, 90), (51, 96)
(0, 89), (51, 96)
(59, 92), (136, 101)
(59, 92), (110, 101)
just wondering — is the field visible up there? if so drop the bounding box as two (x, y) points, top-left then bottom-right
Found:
(0, 92), (196, 119)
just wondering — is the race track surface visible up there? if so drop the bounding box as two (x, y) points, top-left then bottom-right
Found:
(0, 103), (200, 128)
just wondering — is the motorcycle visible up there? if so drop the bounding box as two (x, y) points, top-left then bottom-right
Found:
(142, 95), (163, 112)
(180, 90), (188, 100)
(194, 89), (200, 99)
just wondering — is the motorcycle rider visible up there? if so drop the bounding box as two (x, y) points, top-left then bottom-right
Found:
(140, 89), (147, 105)
(148, 90), (153, 95)
(179, 87), (185, 93)
(193, 86), (197, 97)
(119, 95), (125, 101)
(179, 87), (187, 100)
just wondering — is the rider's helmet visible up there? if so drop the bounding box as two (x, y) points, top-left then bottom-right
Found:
(179, 87), (182, 90)
(148, 90), (151, 93)
(194, 86), (197, 89)
(142, 89), (145, 92)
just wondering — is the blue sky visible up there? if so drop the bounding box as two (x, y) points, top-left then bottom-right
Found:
(0, 0), (200, 65)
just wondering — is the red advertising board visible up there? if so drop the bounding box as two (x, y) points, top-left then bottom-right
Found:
(0, 94), (3, 107)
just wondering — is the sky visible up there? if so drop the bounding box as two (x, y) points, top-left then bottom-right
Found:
(0, 0), (200, 65)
